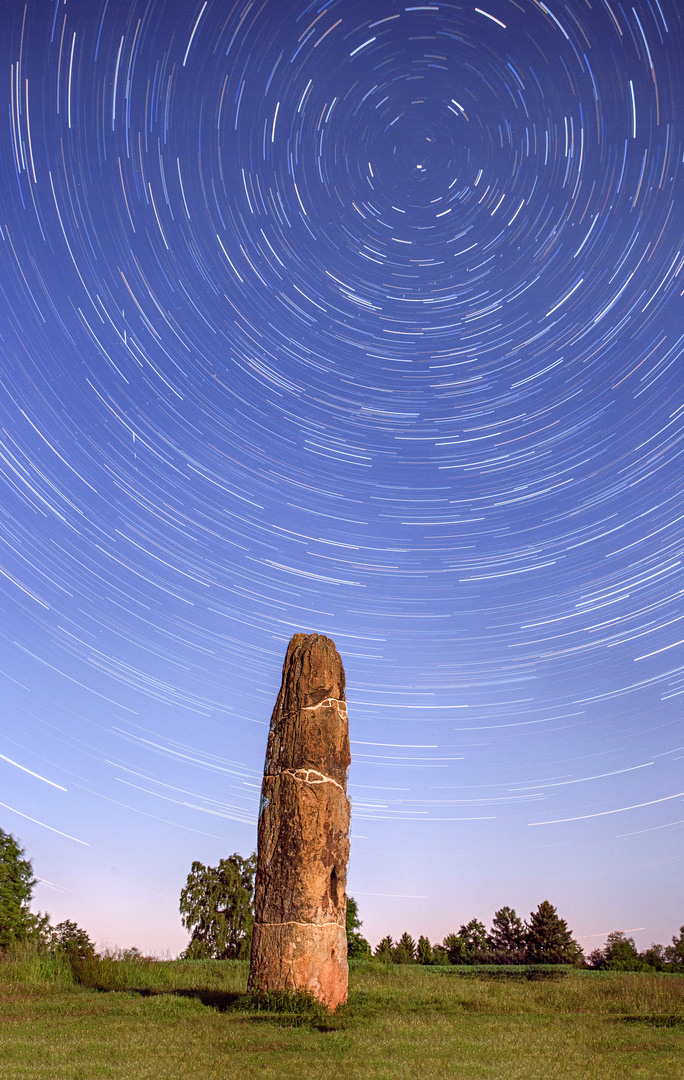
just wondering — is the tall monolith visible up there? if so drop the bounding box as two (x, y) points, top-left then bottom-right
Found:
(248, 633), (350, 1010)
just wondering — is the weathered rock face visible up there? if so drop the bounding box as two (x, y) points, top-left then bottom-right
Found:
(248, 633), (350, 1010)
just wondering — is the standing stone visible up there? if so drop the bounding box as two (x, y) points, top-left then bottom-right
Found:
(248, 633), (351, 1010)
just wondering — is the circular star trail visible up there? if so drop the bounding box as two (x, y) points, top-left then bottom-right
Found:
(1, 0), (683, 951)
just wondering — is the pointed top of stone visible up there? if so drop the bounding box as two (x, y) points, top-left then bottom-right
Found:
(264, 633), (350, 782)
(279, 633), (346, 716)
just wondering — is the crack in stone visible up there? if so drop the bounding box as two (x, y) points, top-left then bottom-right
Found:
(280, 698), (348, 723)
(255, 920), (345, 929)
(265, 767), (344, 790)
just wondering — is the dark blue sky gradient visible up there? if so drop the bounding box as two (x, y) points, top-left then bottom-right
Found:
(1, 0), (682, 954)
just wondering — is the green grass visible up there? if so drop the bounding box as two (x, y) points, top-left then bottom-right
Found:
(1, 953), (682, 1079)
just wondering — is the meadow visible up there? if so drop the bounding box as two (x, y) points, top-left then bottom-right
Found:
(1, 950), (683, 1079)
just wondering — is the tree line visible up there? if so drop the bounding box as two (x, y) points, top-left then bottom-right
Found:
(347, 898), (588, 965)
(178, 851), (684, 972)
(347, 897), (684, 971)
(2, 831), (683, 972)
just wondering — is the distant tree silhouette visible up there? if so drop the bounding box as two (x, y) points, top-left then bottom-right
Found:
(369, 909), (684, 971)
(443, 920), (490, 963)
(489, 906), (526, 962)
(393, 931), (417, 964)
(374, 935), (394, 962)
(431, 943), (449, 965)
(525, 901), (583, 964)
(442, 932), (464, 964)
(598, 931), (645, 971)
(442, 918), (489, 964)
(639, 942), (668, 971)
(668, 925), (684, 968)
(50, 920), (96, 960)
(417, 935), (434, 965)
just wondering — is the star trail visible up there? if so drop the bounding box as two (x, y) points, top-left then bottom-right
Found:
(1, 0), (683, 953)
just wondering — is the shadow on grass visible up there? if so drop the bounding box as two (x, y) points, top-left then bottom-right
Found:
(138, 988), (244, 1011)
(172, 987), (340, 1027)
(428, 965), (572, 981)
(70, 964), (342, 1031)
(151, 989), (343, 1030)
(619, 1015), (684, 1028)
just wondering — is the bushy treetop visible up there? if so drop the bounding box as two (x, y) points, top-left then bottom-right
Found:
(346, 896), (371, 958)
(0, 828), (38, 949)
(179, 852), (257, 960)
(374, 935), (394, 962)
(50, 919), (96, 960)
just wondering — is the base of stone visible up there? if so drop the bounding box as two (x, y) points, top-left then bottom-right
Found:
(248, 921), (348, 1010)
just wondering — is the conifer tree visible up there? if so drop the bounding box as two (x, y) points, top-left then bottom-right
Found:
(374, 935), (394, 962)
(489, 906), (526, 958)
(525, 901), (583, 964)
(417, 935), (434, 965)
(393, 931), (416, 964)
(443, 918), (489, 964)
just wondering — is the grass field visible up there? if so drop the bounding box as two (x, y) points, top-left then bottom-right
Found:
(1, 952), (683, 1079)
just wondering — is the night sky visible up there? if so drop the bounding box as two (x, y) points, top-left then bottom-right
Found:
(1, 0), (683, 956)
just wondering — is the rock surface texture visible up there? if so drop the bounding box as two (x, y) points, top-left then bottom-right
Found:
(248, 633), (350, 1010)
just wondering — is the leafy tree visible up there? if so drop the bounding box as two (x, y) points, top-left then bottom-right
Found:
(98, 945), (153, 961)
(432, 944), (448, 965)
(602, 932), (645, 971)
(442, 932), (466, 964)
(374, 935), (394, 962)
(179, 852), (256, 959)
(393, 931), (416, 964)
(417, 935), (434, 965)
(588, 931), (645, 971)
(640, 942), (668, 972)
(50, 920), (96, 960)
(525, 901), (583, 965)
(462, 918), (489, 951)
(443, 919), (489, 964)
(0, 829), (39, 949)
(591, 930), (684, 972)
(460, 918), (489, 962)
(116, 946), (152, 961)
(586, 947), (605, 969)
(667, 925), (684, 969)
(489, 906), (526, 961)
(346, 896), (371, 958)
